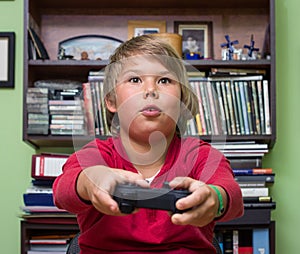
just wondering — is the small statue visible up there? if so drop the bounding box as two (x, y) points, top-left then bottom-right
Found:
(81, 51), (89, 60)
(220, 35), (239, 60)
(57, 46), (66, 60)
(244, 34), (259, 59)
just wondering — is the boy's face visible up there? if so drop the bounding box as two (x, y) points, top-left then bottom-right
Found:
(106, 55), (182, 142)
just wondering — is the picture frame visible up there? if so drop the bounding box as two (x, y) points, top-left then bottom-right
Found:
(128, 20), (166, 39)
(174, 21), (213, 59)
(58, 35), (123, 61)
(0, 32), (15, 88)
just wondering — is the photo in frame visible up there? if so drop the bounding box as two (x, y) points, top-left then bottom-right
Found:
(0, 32), (15, 88)
(174, 21), (213, 59)
(58, 35), (123, 61)
(128, 20), (166, 39)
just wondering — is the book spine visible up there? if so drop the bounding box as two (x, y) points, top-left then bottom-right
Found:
(263, 80), (271, 134)
(257, 80), (265, 134)
(234, 81), (245, 135)
(243, 81), (254, 134)
(82, 83), (96, 135)
(199, 80), (212, 135)
(221, 81), (232, 135)
(192, 81), (206, 134)
(233, 168), (273, 175)
(207, 81), (219, 135)
(239, 81), (250, 134)
(251, 80), (261, 134)
(230, 80), (241, 135)
(252, 228), (270, 254)
(241, 187), (269, 197)
(215, 81), (228, 135)
(225, 81), (237, 135)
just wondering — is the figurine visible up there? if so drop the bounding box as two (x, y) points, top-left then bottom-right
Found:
(244, 34), (259, 59)
(81, 51), (90, 60)
(220, 35), (239, 60)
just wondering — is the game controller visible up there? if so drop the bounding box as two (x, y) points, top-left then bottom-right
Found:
(113, 182), (191, 214)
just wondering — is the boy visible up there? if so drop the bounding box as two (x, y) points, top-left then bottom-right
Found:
(53, 34), (243, 253)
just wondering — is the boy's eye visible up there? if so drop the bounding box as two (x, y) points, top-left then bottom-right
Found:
(158, 77), (172, 84)
(129, 77), (141, 83)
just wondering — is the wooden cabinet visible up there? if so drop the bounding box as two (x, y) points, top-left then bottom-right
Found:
(23, 0), (276, 148)
(20, 215), (275, 253)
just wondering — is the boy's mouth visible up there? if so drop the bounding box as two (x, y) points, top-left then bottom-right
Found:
(140, 105), (162, 116)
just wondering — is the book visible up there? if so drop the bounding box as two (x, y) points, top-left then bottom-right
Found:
(218, 209), (271, 225)
(252, 228), (270, 254)
(256, 80), (265, 134)
(210, 67), (267, 76)
(241, 187), (269, 197)
(82, 82), (96, 135)
(243, 202), (276, 209)
(234, 174), (275, 183)
(215, 81), (228, 135)
(233, 230), (239, 254)
(23, 193), (54, 206)
(31, 154), (69, 179)
(28, 27), (49, 60)
(250, 80), (261, 134)
(225, 81), (237, 135)
(229, 157), (262, 169)
(233, 168), (273, 175)
(238, 81), (250, 134)
(243, 196), (272, 203)
(263, 80), (271, 134)
(219, 81), (232, 135)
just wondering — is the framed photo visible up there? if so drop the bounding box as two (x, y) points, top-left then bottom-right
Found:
(0, 32), (15, 88)
(128, 20), (166, 39)
(58, 35), (123, 61)
(174, 21), (213, 59)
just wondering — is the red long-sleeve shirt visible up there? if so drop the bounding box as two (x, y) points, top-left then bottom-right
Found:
(53, 136), (243, 253)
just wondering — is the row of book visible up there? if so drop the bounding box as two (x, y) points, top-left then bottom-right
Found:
(186, 75), (271, 136)
(26, 72), (271, 138)
(214, 228), (270, 254)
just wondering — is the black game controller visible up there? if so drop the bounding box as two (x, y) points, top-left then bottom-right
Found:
(113, 182), (191, 214)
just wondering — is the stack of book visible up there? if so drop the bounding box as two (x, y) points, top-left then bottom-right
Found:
(27, 236), (73, 254)
(26, 87), (49, 135)
(211, 141), (269, 158)
(234, 167), (276, 211)
(21, 153), (70, 215)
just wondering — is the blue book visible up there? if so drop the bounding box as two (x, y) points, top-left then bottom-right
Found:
(23, 193), (54, 206)
(252, 228), (270, 254)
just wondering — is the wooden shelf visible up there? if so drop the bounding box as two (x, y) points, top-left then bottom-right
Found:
(23, 0), (276, 148)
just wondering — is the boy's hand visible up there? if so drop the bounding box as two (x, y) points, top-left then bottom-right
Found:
(168, 177), (227, 227)
(77, 166), (148, 216)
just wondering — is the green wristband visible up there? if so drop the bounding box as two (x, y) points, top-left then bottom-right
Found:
(208, 185), (225, 217)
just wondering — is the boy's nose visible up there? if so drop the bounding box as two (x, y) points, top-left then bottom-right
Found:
(143, 81), (159, 99)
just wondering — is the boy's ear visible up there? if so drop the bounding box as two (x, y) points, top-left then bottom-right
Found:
(105, 95), (117, 113)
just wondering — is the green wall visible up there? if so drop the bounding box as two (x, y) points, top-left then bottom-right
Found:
(0, 0), (35, 252)
(0, 0), (299, 253)
(264, 0), (300, 252)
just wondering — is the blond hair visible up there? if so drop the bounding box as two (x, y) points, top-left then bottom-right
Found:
(103, 34), (199, 136)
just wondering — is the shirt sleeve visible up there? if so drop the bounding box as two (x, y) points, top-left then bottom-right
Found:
(53, 139), (111, 214)
(191, 141), (244, 222)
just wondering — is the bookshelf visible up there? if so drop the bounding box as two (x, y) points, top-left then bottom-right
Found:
(23, 0), (276, 148)
(20, 216), (275, 254)
(21, 0), (276, 252)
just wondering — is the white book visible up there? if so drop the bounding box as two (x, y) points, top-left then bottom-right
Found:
(263, 80), (271, 134)
(241, 187), (269, 197)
